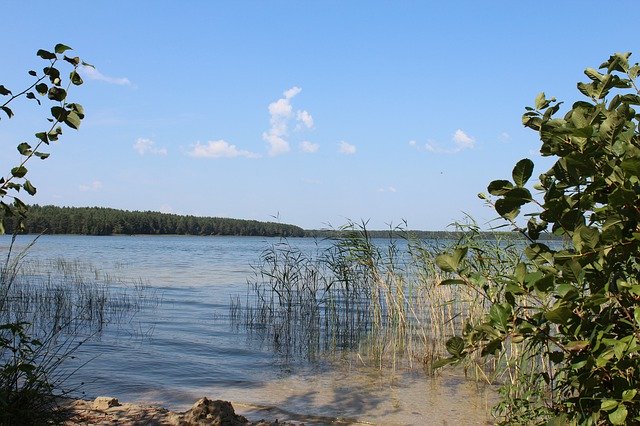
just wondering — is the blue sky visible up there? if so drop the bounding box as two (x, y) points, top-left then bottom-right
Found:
(2, 1), (638, 230)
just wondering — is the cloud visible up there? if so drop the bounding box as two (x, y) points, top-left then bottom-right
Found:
(79, 180), (102, 192)
(263, 86), (314, 156)
(296, 110), (314, 129)
(499, 132), (510, 142)
(133, 138), (167, 156)
(453, 129), (475, 149)
(79, 66), (132, 86)
(410, 129), (475, 154)
(300, 141), (319, 153)
(378, 186), (397, 193)
(188, 140), (259, 159)
(338, 141), (356, 155)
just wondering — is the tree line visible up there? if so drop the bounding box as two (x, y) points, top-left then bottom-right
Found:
(4, 205), (305, 237)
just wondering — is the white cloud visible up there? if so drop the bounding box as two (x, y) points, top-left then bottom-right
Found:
(263, 86), (313, 156)
(453, 129), (475, 149)
(499, 132), (510, 142)
(79, 66), (132, 86)
(410, 129), (475, 154)
(284, 86), (302, 99)
(79, 180), (102, 192)
(188, 140), (259, 159)
(296, 110), (314, 129)
(378, 186), (397, 193)
(300, 141), (319, 153)
(339, 141), (356, 155)
(133, 138), (167, 156)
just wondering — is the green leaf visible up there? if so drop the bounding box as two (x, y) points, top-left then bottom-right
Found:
(0, 85), (11, 96)
(432, 356), (458, 369)
(17, 142), (32, 156)
(25, 92), (41, 105)
(64, 111), (81, 129)
(445, 336), (465, 357)
(487, 180), (514, 196)
(481, 338), (503, 357)
(439, 278), (466, 286)
(34, 151), (49, 160)
(535, 92), (549, 109)
(35, 82), (48, 95)
(36, 49), (56, 60)
(1, 106), (13, 118)
(35, 132), (49, 144)
(489, 303), (511, 332)
(23, 180), (36, 196)
(609, 405), (628, 425)
(11, 166), (28, 178)
(63, 55), (81, 66)
(495, 197), (524, 221)
(622, 389), (637, 402)
(435, 247), (467, 273)
(47, 87), (67, 101)
(70, 70), (83, 85)
(584, 67), (604, 82)
(545, 305), (573, 325)
(512, 159), (534, 187)
(54, 43), (72, 54)
(620, 158), (640, 176)
(565, 340), (589, 352)
(51, 106), (67, 121)
(601, 399), (618, 412)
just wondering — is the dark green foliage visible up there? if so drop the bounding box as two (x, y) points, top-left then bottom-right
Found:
(3, 205), (305, 237)
(0, 44), (89, 425)
(436, 53), (640, 424)
(0, 44), (88, 235)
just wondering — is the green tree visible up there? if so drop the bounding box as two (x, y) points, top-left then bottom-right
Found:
(0, 44), (89, 234)
(1, 44), (89, 424)
(436, 53), (640, 424)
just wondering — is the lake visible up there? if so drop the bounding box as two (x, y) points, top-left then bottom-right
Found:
(1, 234), (494, 425)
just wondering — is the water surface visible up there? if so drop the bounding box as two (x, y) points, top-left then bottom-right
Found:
(2, 234), (494, 425)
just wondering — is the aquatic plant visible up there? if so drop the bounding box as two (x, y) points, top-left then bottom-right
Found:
(232, 219), (527, 377)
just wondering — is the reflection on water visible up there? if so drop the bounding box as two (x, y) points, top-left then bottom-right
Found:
(1, 235), (494, 424)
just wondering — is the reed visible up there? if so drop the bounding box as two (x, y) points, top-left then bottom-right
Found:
(0, 235), (154, 424)
(232, 220), (549, 392)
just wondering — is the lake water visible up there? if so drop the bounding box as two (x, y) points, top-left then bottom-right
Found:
(1, 234), (495, 425)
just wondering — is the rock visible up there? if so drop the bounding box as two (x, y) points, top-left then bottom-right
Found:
(181, 397), (250, 425)
(93, 396), (120, 410)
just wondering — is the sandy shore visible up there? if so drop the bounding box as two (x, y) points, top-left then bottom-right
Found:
(61, 396), (304, 425)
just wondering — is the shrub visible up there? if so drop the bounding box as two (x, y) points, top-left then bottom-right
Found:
(435, 53), (640, 425)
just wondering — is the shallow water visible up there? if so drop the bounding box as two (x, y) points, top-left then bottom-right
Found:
(1, 234), (495, 424)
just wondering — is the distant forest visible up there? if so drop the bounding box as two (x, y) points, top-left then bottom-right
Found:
(0, 205), (565, 241)
(4, 205), (305, 237)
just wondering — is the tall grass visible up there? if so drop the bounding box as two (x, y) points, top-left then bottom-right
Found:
(0, 234), (154, 424)
(232, 220), (548, 388)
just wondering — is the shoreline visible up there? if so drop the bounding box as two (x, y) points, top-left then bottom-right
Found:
(61, 396), (311, 425)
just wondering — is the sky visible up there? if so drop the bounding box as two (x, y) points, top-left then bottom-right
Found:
(1, 1), (638, 230)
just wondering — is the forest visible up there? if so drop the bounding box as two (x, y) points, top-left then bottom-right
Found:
(4, 205), (306, 237)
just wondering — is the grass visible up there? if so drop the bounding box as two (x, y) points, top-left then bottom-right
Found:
(232, 220), (553, 402)
(0, 234), (154, 425)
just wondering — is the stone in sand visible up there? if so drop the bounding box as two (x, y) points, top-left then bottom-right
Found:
(93, 396), (121, 410)
(181, 397), (250, 426)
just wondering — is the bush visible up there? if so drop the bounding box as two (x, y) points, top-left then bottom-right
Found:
(436, 53), (640, 424)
